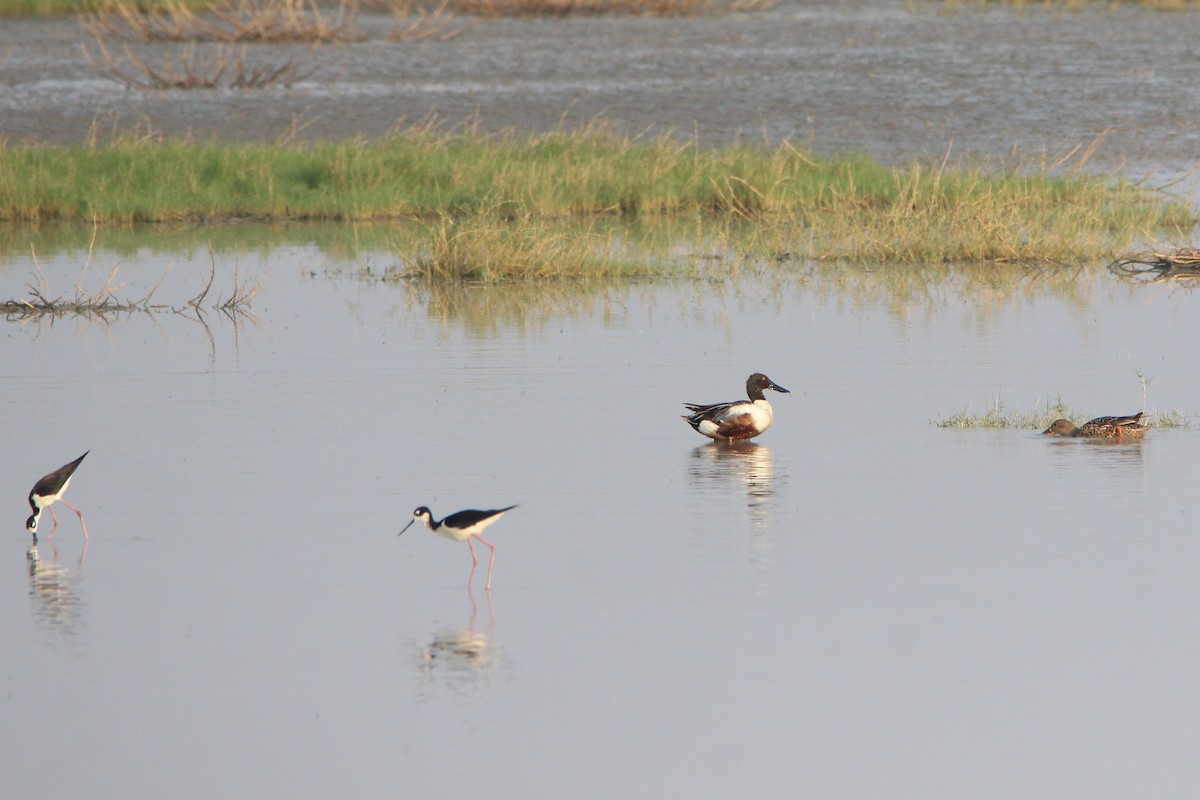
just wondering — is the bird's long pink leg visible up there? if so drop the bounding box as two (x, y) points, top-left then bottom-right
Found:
(59, 500), (88, 540)
(475, 535), (497, 590)
(466, 538), (480, 587)
(46, 506), (61, 540)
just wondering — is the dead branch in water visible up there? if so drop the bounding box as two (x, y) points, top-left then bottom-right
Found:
(1110, 245), (1200, 287)
(81, 35), (317, 90)
(2, 248), (267, 322)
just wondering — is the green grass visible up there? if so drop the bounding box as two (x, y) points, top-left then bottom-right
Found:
(936, 397), (1191, 429)
(936, 398), (1086, 429)
(0, 126), (1191, 272)
(397, 209), (660, 281)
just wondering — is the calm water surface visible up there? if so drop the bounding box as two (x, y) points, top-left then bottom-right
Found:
(5, 0), (1200, 186)
(2, 241), (1200, 798)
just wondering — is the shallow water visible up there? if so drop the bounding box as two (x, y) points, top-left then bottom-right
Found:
(3, 238), (1200, 797)
(4, 0), (1200, 189)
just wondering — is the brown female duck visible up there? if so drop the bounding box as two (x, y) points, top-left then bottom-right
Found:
(1042, 413), (1148, 439)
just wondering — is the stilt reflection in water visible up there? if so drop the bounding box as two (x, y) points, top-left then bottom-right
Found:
(26, 544), (88, 653)
(413, 586), (508, 699)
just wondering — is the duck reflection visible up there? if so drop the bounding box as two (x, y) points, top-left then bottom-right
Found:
(414, 587), (508, 698)
(688, 440), (779, 528)
(1043, 434), (1148, 470)
(26, 544), (87, 652)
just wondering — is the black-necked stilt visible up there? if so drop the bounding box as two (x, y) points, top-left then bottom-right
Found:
(1043, 412), (1149, 439)
(399, 505), (516, 589)
(27, 451), (89, 544)
(683, 373), (790, 441)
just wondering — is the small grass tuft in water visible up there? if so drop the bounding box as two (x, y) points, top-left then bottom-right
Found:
(397, 206), (656, 282)
(935, 397), (1084, 430)
(936, 396), (1192, 430)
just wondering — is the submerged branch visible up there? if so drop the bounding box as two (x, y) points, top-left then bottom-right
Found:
(2, 257), (267, 322)
(1110, 245), (1200, 287)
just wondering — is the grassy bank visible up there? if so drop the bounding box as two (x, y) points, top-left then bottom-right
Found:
(0, 127), (1192, 269)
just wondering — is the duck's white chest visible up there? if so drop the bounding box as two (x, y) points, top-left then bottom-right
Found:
(748, 399), (774, 430)
(698, 399), (773, 438)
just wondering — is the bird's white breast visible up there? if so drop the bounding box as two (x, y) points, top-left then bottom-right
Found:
(729, 399), (773, 430)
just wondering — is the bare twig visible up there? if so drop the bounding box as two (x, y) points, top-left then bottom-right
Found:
(188, 251), (219, 308)
(218, 260), (271, 310)
(3, 257), (267, 321)
(82, 33), (318, 90)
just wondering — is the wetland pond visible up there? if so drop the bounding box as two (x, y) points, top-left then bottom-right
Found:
(5, 0), (1200, 794)
(3, 229), (1200, 798)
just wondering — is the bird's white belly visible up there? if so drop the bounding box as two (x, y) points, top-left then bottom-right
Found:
(700, 399), (773, 438)
(437, 526), (477, 543)
(35, 475), (72, 507)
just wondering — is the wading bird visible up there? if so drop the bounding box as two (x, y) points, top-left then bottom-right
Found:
(1042, 413), (1149, 439)
(682, 373), (790, 441)
(27, 451), (89, 544)
(399, 505), (517, 589)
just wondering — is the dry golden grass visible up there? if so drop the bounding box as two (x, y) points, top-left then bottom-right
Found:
(83, 0), (467, 43)
(384, 0), (468, 41)
(82, 0), (366, 43)
(401, 209), (649, 282)
(79, 0), (465, 88)
(449, 0), (774, 16)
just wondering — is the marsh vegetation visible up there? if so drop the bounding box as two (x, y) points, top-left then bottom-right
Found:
(936, 398), (1189, 430)
(1, 125), (1191, 280)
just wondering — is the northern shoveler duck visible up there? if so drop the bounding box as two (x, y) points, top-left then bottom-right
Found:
(399, 505), (517, 589)
(1042, 413), (1149, 439)
(682, 373), (790, 441)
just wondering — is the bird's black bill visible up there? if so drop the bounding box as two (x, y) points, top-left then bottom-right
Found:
(398, 518), (416, 537)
